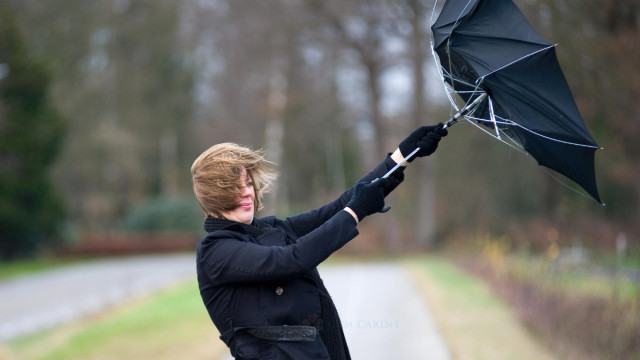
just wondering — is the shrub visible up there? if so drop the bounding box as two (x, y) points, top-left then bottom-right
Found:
(124, 195), (203, 235)
(460, 255), (640, 360)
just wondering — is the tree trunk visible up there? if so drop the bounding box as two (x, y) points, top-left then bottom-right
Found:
(365, 59), (386, 167)
(409, 0), (437, 247)
(264, 71), (287, 215)
(364, 55), (402, 252)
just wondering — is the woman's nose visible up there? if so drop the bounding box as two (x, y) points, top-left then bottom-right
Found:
(240, 184), (252, 196)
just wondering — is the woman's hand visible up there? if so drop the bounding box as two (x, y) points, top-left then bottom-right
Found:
(344, 178), (390, 223)
(398, 124), (448, 162)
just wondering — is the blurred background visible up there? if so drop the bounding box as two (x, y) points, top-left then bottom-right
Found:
(0, 0), (638, 359)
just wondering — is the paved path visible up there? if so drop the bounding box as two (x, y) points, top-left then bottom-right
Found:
(219, 262), (450, 360)
(0, 253), (195, 342)
(1, 257), (450, 359)
(322, 262), (450, 360)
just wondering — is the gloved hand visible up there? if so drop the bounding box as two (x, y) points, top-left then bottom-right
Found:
(398, 123), (448, 162)
(346, 178), (390, 221)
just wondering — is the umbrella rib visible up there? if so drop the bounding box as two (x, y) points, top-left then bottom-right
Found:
(488, 97), (501, 139)
(444, 0), (476, 56)
(441, 77), (462, 112)
(440, 66), (598, 150)
(436, 66), (465, 113)
(431, 0), (479, 113)
(463, 115), (602, 204)
(440, 64), (486, 112)
(430, 0), (451, 109)
(540, 167), (605, 205)
(472, 115), (600, 149)
(463, 114), (528, 153)
(479, 45), (556, 80)
(465, 113), (603, 205)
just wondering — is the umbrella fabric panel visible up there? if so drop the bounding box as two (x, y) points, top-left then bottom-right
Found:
(431, 0), (477, 49)
(432, 0), (549, 52)
(441, 35), (549, 78)
(435, 36), (549, 90)
(517, 130), (600, 203)
(483, 47), (599, 147)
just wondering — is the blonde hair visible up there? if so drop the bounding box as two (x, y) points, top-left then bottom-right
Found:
(191, 143), (276, 218)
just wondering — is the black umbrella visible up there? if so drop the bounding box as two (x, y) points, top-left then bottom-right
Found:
(424, 0), (602, 204)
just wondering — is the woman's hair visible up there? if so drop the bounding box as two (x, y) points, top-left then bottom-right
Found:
(191, 143), (276, 218)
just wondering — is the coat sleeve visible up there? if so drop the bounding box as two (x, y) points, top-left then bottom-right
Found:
(285, 154), (405, 237)
(198, 211), (359, 286)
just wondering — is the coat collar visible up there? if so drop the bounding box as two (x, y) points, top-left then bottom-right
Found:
(204, 216), (269, 238)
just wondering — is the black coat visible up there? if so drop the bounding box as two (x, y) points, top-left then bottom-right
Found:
(196, 156), (404, 360)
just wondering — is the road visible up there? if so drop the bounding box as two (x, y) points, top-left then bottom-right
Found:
(322, 263), (450, 360)
(219, 262), (451, 360)
(0, 253), (195, 342)
(0, 256), (450, 359)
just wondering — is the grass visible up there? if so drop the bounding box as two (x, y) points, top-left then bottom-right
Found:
(405, 256), (557, 360)
(1, 255), (562, 360)
(0, 258), (90, 281)
(465, 253), (640, 360)
(3, 280), (227, 360)
(503, 255), (640, 302)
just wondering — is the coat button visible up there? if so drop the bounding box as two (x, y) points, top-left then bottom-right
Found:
(275, 286), (284, 296)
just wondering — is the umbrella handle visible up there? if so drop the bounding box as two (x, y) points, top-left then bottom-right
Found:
(369, 148), (417, 213)
(368, 177), (393, 213)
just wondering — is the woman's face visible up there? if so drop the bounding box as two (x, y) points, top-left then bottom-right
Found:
(220, 167), (255, 224)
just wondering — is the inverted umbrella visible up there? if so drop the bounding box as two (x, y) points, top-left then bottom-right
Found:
(408, 0), (601, 203)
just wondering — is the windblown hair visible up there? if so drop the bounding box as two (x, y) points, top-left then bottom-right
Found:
(191, 143), (276, 218)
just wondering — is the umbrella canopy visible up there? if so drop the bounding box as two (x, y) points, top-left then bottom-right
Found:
(431, 0), (602, 203)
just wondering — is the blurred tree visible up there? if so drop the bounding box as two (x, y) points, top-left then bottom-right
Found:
(306, 0), (399, 164)
(302, 0), (407, 250)
(10, 0), (196, 232)
(0, 4), (66, 259)
(5, 0), (637, 250)
(394, 0), (442, 247)
(187, 0), (363, 217)
(519, 0), (639, 223)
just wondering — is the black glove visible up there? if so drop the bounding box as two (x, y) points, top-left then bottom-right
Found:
(346, 178), (390, 221)
(398, 123), (448, 162)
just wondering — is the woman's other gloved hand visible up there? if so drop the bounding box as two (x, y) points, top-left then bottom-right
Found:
(398, 123), (448, 161)
(346, 178), (390, 222)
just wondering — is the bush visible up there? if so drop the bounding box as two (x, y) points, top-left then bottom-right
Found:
(459, 254), (640, 360)
(124, 195), (203, 235)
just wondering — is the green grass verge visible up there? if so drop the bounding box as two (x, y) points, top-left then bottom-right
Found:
(0, 258), (90, 281)
(503, 255), (639, 302)
(405, 256), (556, 360)
(5, 280), (225, 360)
(3, 256), (564, 360)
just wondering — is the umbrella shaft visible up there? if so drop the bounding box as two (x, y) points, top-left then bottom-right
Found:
(380, 93), (487, 180)
(381, 147), (421, 179)
(443, 92), (488, 129)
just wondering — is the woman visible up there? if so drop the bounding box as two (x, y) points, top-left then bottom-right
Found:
(192, 124), (446, 360)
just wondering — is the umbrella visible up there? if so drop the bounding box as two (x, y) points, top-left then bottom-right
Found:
(417, 0), (602, 203)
